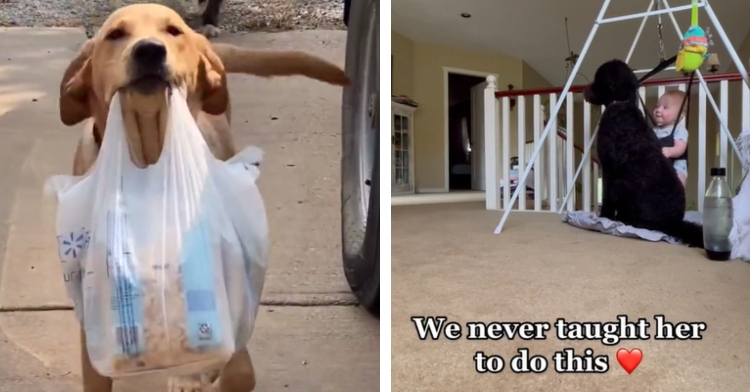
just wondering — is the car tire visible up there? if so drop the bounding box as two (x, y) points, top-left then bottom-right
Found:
(344, 0), (351, 26)
(341, 0), (379, 318)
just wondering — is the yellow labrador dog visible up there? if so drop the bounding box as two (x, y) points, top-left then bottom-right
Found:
(59, 3), (349, 392)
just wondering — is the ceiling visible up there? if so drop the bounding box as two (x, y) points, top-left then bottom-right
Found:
(392, 0), (750, 88)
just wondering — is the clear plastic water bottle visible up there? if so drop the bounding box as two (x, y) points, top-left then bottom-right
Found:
(703, 167), (734, 261)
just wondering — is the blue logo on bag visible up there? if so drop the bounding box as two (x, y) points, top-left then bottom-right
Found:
(58, 228), (91, 262)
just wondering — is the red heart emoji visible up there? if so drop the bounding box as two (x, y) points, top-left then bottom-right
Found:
(616, 348), (643, 374)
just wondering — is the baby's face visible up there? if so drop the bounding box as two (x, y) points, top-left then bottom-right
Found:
(653, 96), (681, 126)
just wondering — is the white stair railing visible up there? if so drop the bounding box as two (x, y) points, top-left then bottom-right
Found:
(523, 124), (599, 212)
(485, 73), (749, 213)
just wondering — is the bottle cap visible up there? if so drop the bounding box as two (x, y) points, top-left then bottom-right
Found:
(711, 167), (726, 176)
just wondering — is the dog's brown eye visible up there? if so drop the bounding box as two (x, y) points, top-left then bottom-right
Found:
(166, 25), (183, 36)
(105, 28), (126, 40)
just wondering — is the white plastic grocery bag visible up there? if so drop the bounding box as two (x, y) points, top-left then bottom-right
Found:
(45, 88), (269, 378)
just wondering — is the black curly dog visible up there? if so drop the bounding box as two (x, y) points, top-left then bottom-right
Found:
(583, 59), (703, 247)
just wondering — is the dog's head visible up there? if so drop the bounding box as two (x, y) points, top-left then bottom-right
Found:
(59, 4), (227, 165)
(583, 59), (639, 106)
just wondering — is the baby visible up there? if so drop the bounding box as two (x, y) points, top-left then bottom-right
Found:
(653, 89), (689, 188)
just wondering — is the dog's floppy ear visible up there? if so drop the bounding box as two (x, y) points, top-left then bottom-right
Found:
(195, 34), (229, 115)
(60, 39), (95, 126)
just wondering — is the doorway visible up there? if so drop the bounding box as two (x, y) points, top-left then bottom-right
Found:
(447, 72), (488, 191)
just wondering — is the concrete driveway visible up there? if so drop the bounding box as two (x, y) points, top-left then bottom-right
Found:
(0, 28), (378, 391)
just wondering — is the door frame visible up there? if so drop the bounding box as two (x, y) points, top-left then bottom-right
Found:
(469, 81), (488, 191)
(443, 67), (498, 192)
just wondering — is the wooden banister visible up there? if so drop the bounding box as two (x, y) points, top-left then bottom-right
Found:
(496, 72), (748, 98)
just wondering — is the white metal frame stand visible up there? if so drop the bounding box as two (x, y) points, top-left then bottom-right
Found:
(493, 0), (750, 234)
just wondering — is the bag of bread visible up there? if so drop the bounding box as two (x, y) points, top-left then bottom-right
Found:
(45, 88), (269, 378)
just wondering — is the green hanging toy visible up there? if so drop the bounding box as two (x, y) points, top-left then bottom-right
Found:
(675, 0), (712, 73)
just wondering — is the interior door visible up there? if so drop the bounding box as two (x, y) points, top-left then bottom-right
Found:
(470, 81), (488, 191)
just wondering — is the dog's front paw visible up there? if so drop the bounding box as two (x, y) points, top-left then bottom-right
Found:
(167, 371), (219, 392)
(196, 24), (221, 39)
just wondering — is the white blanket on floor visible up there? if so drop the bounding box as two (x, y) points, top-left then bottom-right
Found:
(562, 210), (702, 245)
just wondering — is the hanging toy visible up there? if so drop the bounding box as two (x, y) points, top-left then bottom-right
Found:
(675, 0), (711, 73)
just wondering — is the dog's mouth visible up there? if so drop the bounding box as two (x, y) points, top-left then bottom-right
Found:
(125, 72), (171, 95)
(583, 87), (597, 104)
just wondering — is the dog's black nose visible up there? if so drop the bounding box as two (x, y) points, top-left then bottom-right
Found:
(131, 39), (166, 67)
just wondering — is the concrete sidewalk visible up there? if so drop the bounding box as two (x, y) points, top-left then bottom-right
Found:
(0, 28), (378, 391)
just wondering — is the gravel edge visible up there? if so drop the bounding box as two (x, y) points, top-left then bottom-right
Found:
(0, 0), (345, 32)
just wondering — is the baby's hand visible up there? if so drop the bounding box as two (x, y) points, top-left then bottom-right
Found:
(662, 147), (671, 158)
